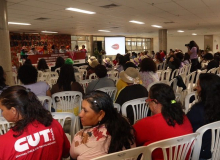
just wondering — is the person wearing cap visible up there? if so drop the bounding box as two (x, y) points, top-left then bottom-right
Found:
(86, 64), (115, 94)
(115, 67), (148, 124)
(65, 58), (74, 65)
(28, 45), (39, 55)
(86, 59), (99, 79)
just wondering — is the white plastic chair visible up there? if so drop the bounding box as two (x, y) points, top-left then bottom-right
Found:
(107, 70), (119, 78)
(194, 69), (207, 87)
(170, 69), (179, 80)
(0, 117), (12, 135)
(52, 91), (82, 135)
(48, 77), (58, 88)
(89, 73), (97, 80)
(50, 71), (59, 77)
(186, 64), (192, 75)
(78, 65), (88, 69)
(38, 72), (51, 82)
(113, 103), (121, 113)
(109, 77), (119, 85)
(38, 96), (52, 112)
(79, 79), (91, 93)
(96, 87), (117, 101)
(73, 66), (79, 72)
(75, 72), (82, 82)
(184, 91), (198, 114)
(51, 112), (75, 141)
(185, 71), (196, 93)
(160, 69), (171, 81)
(78, 68), (87, 79)
(207, 67), (218, 74)
(144, 133), (198, 160)
(55, 67), (60, 74)
(91, 146), (147, 160)
(192, 121), (220, 160)
(121, 97), (149, 124)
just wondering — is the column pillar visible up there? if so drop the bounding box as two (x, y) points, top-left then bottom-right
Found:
(0, 0), (13, 85)
(159, 29), (167, 52)
(89, 35), (93, 56)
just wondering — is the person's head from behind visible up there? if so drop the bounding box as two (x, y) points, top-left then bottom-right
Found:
(57, 64), (76, 90)
(23, 59), (32, 65)
(115, 53), (121, 61)
(55, 56), (65, 68)
(175, 52), (184, 61)
(0, 66), (6, 86)
(0, 86), (52, 137)
(18, 65), (38, 85)
(184, 53), (190, 61)
(123, 62), (137, 70)
(203, 53), (214, 61)
(140, 58), (157, 73)
(156, 52), (163, 62)
(75, 45), (78, 50)
(80, 90), (134, 153)
(214, 53), (220, 62)
(118, 55), (126, 65)
(124, 54), (130, 62)
(95, 64), (107, 78)
(196, 73), (220, 122)
(148, 83), (184, 127)
(37, 58), (48, 71)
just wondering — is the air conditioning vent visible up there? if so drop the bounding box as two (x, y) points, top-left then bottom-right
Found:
(100, 3), (120, 8)
(35, 17), (50, 21)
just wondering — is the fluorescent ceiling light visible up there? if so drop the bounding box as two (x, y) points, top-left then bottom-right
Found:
(192, 33), (197, 35)
(129, 20), (145, 24)
(41, 31), (58, 33)
(98, 30), (110, 32)
(151, 25), (162, 28)
(8, 22), (31, 25)
(65, 8), (96, 14)
(177, 30), (184, 32)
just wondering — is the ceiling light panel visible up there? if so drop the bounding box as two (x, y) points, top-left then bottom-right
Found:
(129, 20), (145, 24)
(8, 22), (31, 25)
(177, 30), (184, 32)
(151, 25), (162, 28)
(98, 30), (110, 32)
(65, 8), (96, 14)
(41, 31), (58, 33)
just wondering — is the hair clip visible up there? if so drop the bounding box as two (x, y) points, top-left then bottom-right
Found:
(171, 100), (176, 104)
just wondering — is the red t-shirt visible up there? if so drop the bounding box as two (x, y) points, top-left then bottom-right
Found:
(133, 113), (193, 160)
(0, 119), (70, 160)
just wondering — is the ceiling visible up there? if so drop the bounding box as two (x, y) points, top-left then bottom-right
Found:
(6, 0), (220, 37)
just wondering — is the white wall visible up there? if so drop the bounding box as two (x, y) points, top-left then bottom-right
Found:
(153, 36), (159, 52)
(167, 35), (204, 53)
(213, 35), (220, 53)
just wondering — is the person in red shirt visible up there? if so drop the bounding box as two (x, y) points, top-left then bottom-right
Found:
(80, 45), (87, 53)
(0, 86), (70, 160)
(133, 83), (193, 160)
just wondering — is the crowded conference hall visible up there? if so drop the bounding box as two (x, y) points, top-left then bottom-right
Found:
(1, 0), (220, 159)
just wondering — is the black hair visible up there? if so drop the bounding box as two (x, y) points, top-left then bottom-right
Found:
(0, 66), (6, 87)
(198, 73), (220, 122)
(203, 53), (214, 60)
(184, 53), (191, 62)
(57, 64), (76, 91)
(140, 58), (157, 73)
(175, 52), (184, 61)
(189, 40), (199, 53)
(150, 83), (184, 127)
(83, 91), (135, 153)
(37, 58), (49, 71)
(124, 54), (130, 62)
(55, 56), (65, 68)
(123, 62), (137, 70)
(115, 53), (121, 61)
(118, 55), (126, 65)
(0, 86), (52, 137)
(23, 59), (32, 65)
(95, 64), (107, 78)
(18, 65), (38, 84)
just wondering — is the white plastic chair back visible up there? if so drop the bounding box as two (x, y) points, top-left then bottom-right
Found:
(157, 70), (162, 80)
(51, 112), (75, 141)
(144, 133), (198, 160)
(73, 66), (79, 72)
(192, 121), (220, 160)
(207, 67), (218, 74)
(89, 73), (97, 80)
(158, 63), (164, 70)
(0, 117), (12, 135)
(52, 91), (82, 114)
(147, 80), (168, 92)
(78, 65), (88, 69)
(184, 91), (198, 114)
(96, 87), (117, 101)
(121, 97), (149, 124)
(179, 65), (188, 76)
(216, 67), (220, 74)
(186, 64), (192, 75)
(160, 69), (171, 81)
(75, 72), (82, 82)
(38, 96), (52, 112)
(107, 70), (119, 78)
(185, 71), (196, 92)
(169, 78), (178, 94)
(91, 146), (147, 160)
(55, 67), (60, 74)
(170, 69), (179, 80)
(113, 103), (121, 113)
(38, 70), (43, 78)
(49, 77), (58, 88)
(38, 72), (51, 82)
(195, 69), (207, 87)
(79, 79), (91, 93)
(78, 69), (87, 79)
(50, 71), (59, 77)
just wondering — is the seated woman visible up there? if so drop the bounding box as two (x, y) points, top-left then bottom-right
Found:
(134, 83), (193, 160)
(37, 58), (49, 72)
(86, 64), (115, 94)
(0, 86), (70, 159)
(0, 66), (8, 94)
(187, 73), (220, 159)
(18, 64), (51, 97)
(139, 58), (159, 90)
(70, 91), (135, 160)
(51, 64), (84, 95)
(51, 56), (65, 72)
(86, 57), (99, 79)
